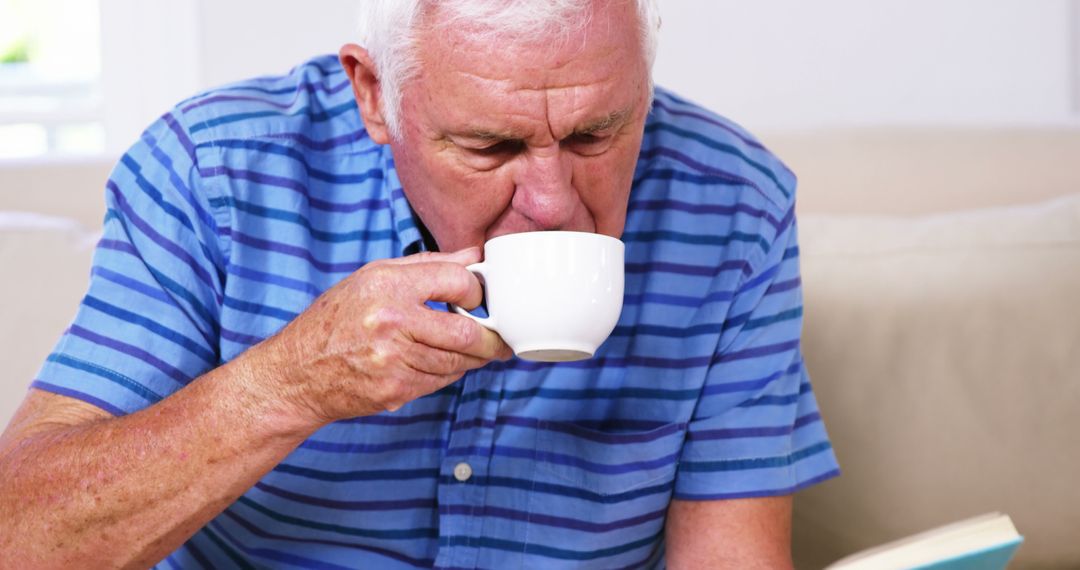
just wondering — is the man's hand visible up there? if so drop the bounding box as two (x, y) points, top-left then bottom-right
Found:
(256, 246), (512, 428)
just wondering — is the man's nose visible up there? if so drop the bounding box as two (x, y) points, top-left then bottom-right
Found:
(510, 147), (581, 230)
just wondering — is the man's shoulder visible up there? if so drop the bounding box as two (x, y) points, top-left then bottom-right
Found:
(641, 87), (797, 214)
(168, 54), (372, 153)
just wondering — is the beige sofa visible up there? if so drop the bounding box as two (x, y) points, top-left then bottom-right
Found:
(2, 130), (1078, 568)
(772, 130), (1080, 569)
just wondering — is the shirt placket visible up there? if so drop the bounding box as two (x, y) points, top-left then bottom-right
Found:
(435, 367), (502, 569)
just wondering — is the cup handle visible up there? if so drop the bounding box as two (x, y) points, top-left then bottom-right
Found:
(451, 262), (497, 330)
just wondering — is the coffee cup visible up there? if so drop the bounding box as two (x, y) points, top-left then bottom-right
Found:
(453, 231), (624, 362)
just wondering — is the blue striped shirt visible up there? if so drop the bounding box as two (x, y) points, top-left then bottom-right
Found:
(34, 54), (840, 569)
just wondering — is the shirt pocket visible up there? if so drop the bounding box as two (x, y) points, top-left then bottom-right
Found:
(533, 421), (686, 496)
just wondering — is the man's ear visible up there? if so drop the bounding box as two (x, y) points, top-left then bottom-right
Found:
(339, 43), (392, 144)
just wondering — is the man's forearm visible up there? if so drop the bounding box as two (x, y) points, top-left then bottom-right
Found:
(0, 344), (317, 569)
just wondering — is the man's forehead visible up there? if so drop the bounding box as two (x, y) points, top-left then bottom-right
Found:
(409, 1), (647, 142)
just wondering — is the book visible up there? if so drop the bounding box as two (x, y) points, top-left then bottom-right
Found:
(824, 512), (1023, 570)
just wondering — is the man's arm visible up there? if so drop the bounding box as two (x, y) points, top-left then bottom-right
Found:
(0, 249), (510, 568)
(0, 360), (312, 570)
(665, 496), (794, 570)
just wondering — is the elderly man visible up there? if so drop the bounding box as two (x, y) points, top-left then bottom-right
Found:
(0, 0), (838, 568)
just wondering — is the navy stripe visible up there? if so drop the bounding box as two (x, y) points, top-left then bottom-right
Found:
(98, 237), (138, 257)
(722, 307), (803, 333)
(30, 381), (125, 416)
(299, 438), (445, 454)
(640, 146), (782, 208)
(208, 521), (353, 570)
(140, 265), (219, 343)
(626, 259), (751, 277)
(456, 385), (701, 404)
(736, 262), (781, 295)
(82, 295), (217, 364)
(766, 277), (801, 295)
(646, 122), (790, 197)
(622, 229), (771, 252)
(651, 97), (766, 150)
(200, 525), (256, 569)
(680, 441), (834, 473)
(208, 192), (388, 217)
(713, 339), (800, 364)
(674, 468), (842, 501)
(439, 504), (665, 533)
(195, 139), (384, 184)
(223, 296), (298, 322)
(439, 532), (659, 561)
(189, 100), (355, 134)
(687, 413), (832, 442)
(273, 463), (441, 482)
(623, 289), (733, 308)
(794, 411), (822, 429)
(702, 361), (802, 397)
(92, 266), (171, 305)
(161, 112), (197, 163)
(626, 195), (782, 231)
(227, 264), (322, 297)
(237, 496), (437, 539)
(265, 128), (372, 151)
(46, 353), (162, 404)
(182, 537), (215, 569)
(182, 77), (351, 108)
(253, 482), (435, 511)
(477, 475), (671, 505)
(68, 325), (191, 386)
(225, 229), (363, 274)
(220, 328), (266, 347)
(220, 510), (434, 569)
(222, 198), (395, 243)
(451, 416), (685, 444)
(345, 412), (453, 426)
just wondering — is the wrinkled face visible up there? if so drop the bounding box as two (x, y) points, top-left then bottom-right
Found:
(388, 1), (651, 252)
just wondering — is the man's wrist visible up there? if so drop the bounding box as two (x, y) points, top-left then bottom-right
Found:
(220, 336), (324, 444)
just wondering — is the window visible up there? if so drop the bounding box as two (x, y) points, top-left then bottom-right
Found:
(0, 0), (103, 159)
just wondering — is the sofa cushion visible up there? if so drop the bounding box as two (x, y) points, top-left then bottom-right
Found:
(791, 194), (1080, 569)
(0, 213), (98, 427)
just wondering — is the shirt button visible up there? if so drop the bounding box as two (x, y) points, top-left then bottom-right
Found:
(453, 462), (473, 482)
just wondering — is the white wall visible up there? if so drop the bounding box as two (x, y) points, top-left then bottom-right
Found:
(99, 0), (360, 154)
(653, 0), (1079, 132)
(196, 0), (360, 89)
(97, 0), (1080, 154)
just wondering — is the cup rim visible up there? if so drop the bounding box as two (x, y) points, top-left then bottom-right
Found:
(484, 230), (623, 248)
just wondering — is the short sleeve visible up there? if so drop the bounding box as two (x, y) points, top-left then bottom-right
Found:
(32, 110), (225, 416)
(674, 212), (840, 499)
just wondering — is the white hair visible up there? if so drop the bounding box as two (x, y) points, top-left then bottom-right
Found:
(356, 0), (661, 140)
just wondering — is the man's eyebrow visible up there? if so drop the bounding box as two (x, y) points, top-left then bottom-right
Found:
(575, 108), (633, 135)
(459, 128), (523, 142)
(453, 108), (633, 142)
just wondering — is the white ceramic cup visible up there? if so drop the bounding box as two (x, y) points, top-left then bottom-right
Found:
(453, 231), (624, 362)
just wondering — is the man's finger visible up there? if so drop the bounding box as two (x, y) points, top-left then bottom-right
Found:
(410, 308), (513, 362)
(404, 342), (491, 376)
(399, 261), (486, 308)
(383, 247), (481, 267)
